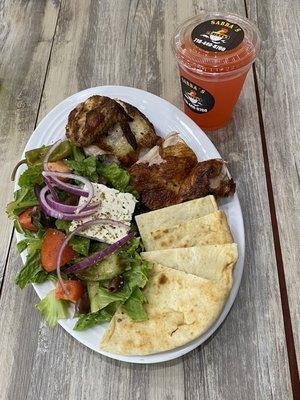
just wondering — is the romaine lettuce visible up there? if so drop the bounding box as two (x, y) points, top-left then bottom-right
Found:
(83, 237), (153, 326)
(35, 290), (69, 328)
(15, 230), (49, 288)
(65, 156), (98, 182)
(122, 287), (148, 321)
(96, 162), (138, 197)
(74, 303), (117, 331)
(6, 187), (38, 217)
(18, 164), (43, 187)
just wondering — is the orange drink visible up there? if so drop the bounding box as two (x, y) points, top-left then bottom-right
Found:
(173, 12), (261, 131)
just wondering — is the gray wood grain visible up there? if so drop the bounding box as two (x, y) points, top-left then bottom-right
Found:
(246, 0), (300, 369)
(0, 0), (60, 285)
(0, 0), (295, 399)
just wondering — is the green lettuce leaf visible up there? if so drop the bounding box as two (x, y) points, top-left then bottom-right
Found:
(74, 303), (116, 331)
(89, 241), (108, 253)
(87, 237), (152, 317)
(35, 290), (69, 328)
(122, 287), (148, 321)
(70, 236), (90, 257)
(17, 239), (29, 253)
(88, 282), (131, 313)
(14, 219), (26, 234)
(96, 162), (138, 196)
(6, 187), (38, 218)
(70, 143), (85, 162)
(15, 231), (48, 288)
(18, 164), (43, 187)
(55, 219), (71, 233)
(16, 251), (48, 289)
(118, 236), (141, 257)
(54, 221), (90, 256)
(65, 156), (98, 182)
(118, 237), (152, 289)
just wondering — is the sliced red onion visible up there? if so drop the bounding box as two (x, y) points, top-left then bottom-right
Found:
(43, 175), (59, 202)
(64, 232), (135, 274)
(43, 138), (65, 172)
(56, 219), (132, 290)
(42, 171), (94, 215)
(39, 186), (97, 220)
(46, 194), (98, 214)
(42, 171), (90, 198)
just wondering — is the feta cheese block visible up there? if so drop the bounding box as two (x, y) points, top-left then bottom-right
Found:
(70, 183), (137, 244)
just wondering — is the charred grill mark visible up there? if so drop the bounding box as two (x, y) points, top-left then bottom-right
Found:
(119, 120), (138, 150)
(158, 274), (168, 285)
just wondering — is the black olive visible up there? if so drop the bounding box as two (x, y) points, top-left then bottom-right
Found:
(108, 275), (124, 293)
(75, 293), (90, 315)
(30, 206), (56, 229)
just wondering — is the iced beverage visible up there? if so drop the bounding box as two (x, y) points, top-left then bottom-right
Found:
(173, 12), (261, 131)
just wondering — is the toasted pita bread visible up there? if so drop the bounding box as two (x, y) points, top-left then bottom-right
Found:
(135, 196), (218, 251)
(100, 264), (229, 355)
(149, 210), (233, 250)
(141, 243), (238, 288)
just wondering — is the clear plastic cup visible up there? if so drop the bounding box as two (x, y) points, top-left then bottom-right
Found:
(172, 12), (261, 131)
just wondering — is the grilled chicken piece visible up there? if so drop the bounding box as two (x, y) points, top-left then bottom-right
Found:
(129, 132), (235, 210)
(116, 100), (158, 148)
(66, 95), (129, 147)
(179, 159), (236, 201)
(96, 123), (138, 166)
(66, 95), (159, 166)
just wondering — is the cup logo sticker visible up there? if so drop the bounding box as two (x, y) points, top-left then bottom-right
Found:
(191, 19), (244, 52)
(180, 77), (215, 114)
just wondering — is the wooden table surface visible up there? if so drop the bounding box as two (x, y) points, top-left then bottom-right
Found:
(0, 1), (299, 399)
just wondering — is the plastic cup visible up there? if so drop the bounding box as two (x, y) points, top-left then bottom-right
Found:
(172, 12), (261, 131)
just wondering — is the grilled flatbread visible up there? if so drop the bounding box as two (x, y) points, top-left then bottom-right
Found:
(141, 244), (238, 288)
(135, 196), (218, 251)
(100, 264), (230, 355)
(149, 210), (233, 250)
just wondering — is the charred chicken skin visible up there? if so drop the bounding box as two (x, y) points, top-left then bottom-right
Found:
(129, 132), (235, 210)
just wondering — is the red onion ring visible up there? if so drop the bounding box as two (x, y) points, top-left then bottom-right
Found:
(39, 186), (97, 220)
(43, 175), (59, 202)
(46, 194), (98, 214)
(42, 171), (93, 212)
(56, 219), (132, 291)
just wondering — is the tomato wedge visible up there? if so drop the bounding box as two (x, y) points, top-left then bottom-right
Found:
(41, 228), (76, 272)
(55, 280), (84, 303)
(18, 207), (38, 232)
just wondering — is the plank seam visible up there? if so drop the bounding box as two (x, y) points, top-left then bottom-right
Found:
(0, 1), (62, 300)
(243, 1), (300, 396)
(252, 63), (300, 399)
(33, 1), (62, 128)
(0, 229), (14, 299)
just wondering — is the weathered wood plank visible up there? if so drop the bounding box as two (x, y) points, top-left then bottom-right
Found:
(0, 0), (60, 286)
(246, 0), (300, 372)
(0, 1), (294, 399)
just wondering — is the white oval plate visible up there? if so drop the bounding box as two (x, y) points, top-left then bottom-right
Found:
(15, 86), (245, 364)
